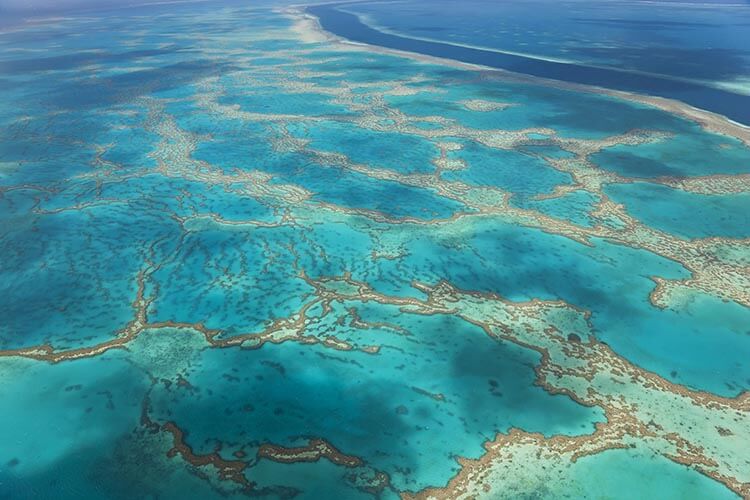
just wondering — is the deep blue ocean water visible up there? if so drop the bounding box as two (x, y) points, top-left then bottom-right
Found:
(342, 0), (750, 84)
(309, 0), (750, 124)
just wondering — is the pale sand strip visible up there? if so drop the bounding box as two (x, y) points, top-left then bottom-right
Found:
(284, 7), (750, 147)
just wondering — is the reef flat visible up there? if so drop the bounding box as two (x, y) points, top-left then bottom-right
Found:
(0, 4), (748, 499)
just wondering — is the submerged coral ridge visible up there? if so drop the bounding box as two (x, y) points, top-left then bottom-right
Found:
(0, 4), (748, 499)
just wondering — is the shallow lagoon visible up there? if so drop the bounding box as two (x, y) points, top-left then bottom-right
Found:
(0, 3), (749, 499)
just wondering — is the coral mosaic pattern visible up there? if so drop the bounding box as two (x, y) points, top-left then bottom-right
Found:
(0, 4), (748, 499)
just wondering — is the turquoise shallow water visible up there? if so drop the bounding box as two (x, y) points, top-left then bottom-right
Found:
(513, 189), (600, 227)
(442, 142), (572, 199)
(605, 182), (750, 239)
(562, 447), (740, 500)
(591, 127), (750, 178)
(0, 3), (749, 499)
(153, 323), (601, 492)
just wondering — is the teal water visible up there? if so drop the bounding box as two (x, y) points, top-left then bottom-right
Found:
(383, 80), (693, 139)
(605, 182), (750, 239)
(0, 3), (749, 499)
(562, 447), (740, 499)
(513, 189), (600, 227)
(591, 126), (750, 178)
(441, 141), (573, 199)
